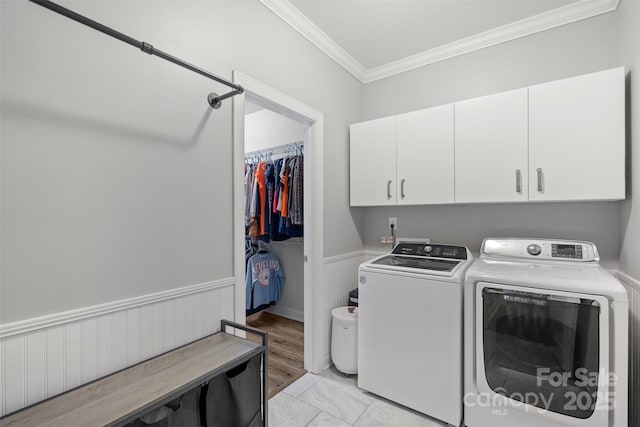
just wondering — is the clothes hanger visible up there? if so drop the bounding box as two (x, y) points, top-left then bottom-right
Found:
(257, 240), (271, 253)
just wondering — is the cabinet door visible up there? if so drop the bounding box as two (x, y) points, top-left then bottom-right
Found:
(529, 67), (625, 201)
(397, 105), (454, 205)
(455, 89), (528, 203)
(350, 116), (397, 206)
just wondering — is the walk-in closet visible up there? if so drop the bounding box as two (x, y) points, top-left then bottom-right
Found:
(243, 100), (307, 397)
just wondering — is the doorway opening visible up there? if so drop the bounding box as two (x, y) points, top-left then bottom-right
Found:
(244, 99), (306, 396)
(232, 72), (325, 384)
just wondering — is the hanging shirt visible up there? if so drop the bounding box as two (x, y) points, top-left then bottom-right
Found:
(250, 173), (260, 218)
(280, 158), (291, 218)
(244, 164), (254, 228)
(291, 155), (304, 225)
(272, 159), (283, 214)
(265, 163), (275, 235)
(286, 157), (296, 220)
(255, 162), (268, 235)
(245, 251), (285, 309)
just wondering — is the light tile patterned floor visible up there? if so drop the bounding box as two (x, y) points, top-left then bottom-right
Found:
(269, 367), (449, 427)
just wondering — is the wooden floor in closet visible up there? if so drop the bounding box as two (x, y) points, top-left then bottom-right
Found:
(246, 311), (306, 398)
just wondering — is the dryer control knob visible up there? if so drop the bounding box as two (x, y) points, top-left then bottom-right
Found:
(424, 245), (432, 254)
(527, 244), (542, 256)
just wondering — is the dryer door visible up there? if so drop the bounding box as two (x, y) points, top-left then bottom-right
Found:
(475, 282), (610, 427)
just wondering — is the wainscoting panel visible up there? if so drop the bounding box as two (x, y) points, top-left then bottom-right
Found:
(0, 278), (234, 416)
(112, 311), (128, 372)
(45, 326), (65, 399)
(321, 251), (369, 370)
(64, 322), (83, 391)
(324, 251), (366, 313)
(615, 271), (640, 427)
(82, 318), (98, 385)
(3, 335), (25, 415)
(25, 332), (46, 406)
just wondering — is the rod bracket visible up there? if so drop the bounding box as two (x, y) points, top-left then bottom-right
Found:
(140, 41), (154, 55)
(208, 93), (222, 109)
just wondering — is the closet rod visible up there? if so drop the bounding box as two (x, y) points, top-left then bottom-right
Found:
(245, 142), (304, 159)
(28, 0), (243, 109)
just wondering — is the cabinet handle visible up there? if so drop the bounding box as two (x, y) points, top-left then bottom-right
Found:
(536, 168), (543, 192)
(401, 178), (406, 199)
(387, 180), (392, 199)
(515, 170), (521, 193)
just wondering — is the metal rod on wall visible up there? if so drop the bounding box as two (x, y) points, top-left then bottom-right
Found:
(28, 0), (244, 109)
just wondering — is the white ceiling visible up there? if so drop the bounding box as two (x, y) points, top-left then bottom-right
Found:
(260, 0), (620, 83)
(290, 0), (574, 69)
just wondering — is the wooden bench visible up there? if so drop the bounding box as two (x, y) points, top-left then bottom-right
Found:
(0, 320), (268, 427)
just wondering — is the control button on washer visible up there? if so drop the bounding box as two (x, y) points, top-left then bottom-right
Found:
(527, 244), (542, 256)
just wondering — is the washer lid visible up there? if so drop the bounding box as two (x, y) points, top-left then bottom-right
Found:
(371, 255), (461, 272)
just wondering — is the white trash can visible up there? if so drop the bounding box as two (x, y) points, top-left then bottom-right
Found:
(331, 306), (358, 374)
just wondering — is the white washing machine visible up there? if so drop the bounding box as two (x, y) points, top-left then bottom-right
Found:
(358, 240), (474, 426)
(464, 238), (628, 427)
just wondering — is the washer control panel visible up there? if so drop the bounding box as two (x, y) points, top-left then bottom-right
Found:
(482, 238), (598, 262)
(392, 242), (468, 260)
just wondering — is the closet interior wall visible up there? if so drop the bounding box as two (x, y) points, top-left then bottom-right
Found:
(244, 103), (306, 322)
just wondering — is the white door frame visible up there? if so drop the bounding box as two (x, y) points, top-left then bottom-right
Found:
(232, 71), (325, 373)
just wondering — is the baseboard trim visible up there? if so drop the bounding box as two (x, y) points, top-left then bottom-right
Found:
(0, 278), (235, 339)
(319, 354), (332, 374)
(265, 305), (304, 323)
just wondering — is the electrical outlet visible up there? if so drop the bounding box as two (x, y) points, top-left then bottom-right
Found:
(388, 217), (398, 230)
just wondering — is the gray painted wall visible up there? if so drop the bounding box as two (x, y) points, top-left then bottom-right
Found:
(617, 1), (640, 280)
(362, 203), (621, 267)
(362, 13), (618, 119)
(244, 108), (306, 152)
(2, 0), (636, 326)
(266, 239), (304, 320)
(359, 12), (623, 268)
(0, 1), (363, 322)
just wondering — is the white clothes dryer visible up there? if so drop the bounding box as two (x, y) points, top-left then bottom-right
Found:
(358, 240), (473, 426)
(464, 238), (628, 427)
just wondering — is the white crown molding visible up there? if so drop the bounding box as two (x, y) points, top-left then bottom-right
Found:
(365, 0), (621, 83)
(0, 277), (234, 339)
(258, 0), (367, 82)
(259, 0), (620, 84)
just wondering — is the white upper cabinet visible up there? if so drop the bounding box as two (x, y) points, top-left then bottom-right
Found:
(350, 116), (397, 206)
(455, 89), (529, 203)
(528, 67), (625, 201)
(396, 104), (454, 205)
(349, 67), (625, 207)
